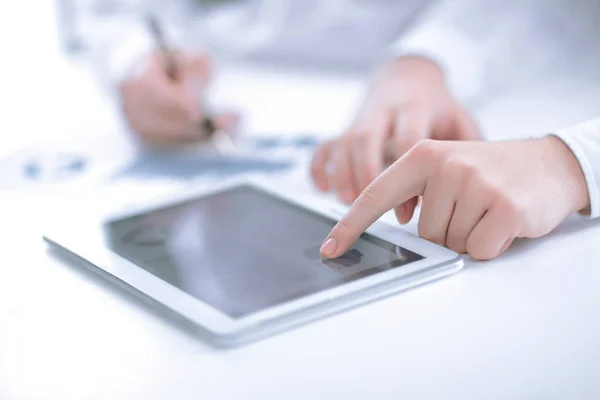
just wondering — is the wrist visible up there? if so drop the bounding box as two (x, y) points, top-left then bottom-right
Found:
(543, 135), (591, 214)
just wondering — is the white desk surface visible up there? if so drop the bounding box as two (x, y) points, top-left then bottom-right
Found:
(1, 3), (600, 399)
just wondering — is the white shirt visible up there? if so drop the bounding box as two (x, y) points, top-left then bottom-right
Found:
(554, 120), (600, 219)
(79, 0), (600, 218)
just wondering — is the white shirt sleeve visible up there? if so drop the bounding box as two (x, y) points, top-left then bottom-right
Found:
(91, 16), (154, 97)
(552, 118), (600, 219)
(388, 0), (599, 108)
(87, 4), (188, 98)
(388, 20), (484, 107)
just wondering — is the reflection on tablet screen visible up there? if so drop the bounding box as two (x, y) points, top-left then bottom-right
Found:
(106, 186), (424, 318)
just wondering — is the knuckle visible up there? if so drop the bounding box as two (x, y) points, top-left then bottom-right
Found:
(480, 181), (504, 200)
(432, 158), (470, 190)
(409, 139), (443, 162)
(496, 194), (527, 224)
(359, 183), (378, 203)
(444, 157), (478, 179)
(355, 183), (383, 212)
(465, 173), (502, 201)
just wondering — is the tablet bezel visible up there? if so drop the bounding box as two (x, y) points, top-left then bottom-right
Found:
(43, 177), (463, 337)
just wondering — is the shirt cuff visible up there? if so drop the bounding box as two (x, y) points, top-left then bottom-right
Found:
(551, 118), (600, 219)
(104, 21), (154, 89)
(387, 25), (485, 104)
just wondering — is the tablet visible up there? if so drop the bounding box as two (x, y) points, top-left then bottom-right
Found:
(43, 179), (463, 347)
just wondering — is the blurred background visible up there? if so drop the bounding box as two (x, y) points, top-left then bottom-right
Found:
(1, 0), (600, 206)
(0, 0), (372, 203)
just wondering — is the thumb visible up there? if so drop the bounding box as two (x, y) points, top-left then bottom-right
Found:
(394, 196), (419, 224)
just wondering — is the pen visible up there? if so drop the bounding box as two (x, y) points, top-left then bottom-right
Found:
(145, 14), (235, 153)
(146, 14), (179, 80)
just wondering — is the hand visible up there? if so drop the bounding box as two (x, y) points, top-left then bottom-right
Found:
(320, 136), (590, 261)
(120, 51), (235, 146)
(311, 56), (481, 210)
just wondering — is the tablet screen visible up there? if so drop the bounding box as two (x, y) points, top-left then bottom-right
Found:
(105, 186), (424, 318)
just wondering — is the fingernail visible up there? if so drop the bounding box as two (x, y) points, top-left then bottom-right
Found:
(320, 237), (338, 257)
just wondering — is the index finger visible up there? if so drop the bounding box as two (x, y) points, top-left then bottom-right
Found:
(320, 141), (437, 258)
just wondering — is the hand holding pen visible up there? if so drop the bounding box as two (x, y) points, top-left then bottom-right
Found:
(119, 15), (237, 150)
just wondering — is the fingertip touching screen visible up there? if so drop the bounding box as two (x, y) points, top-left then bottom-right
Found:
(105, 186), (424, 318)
